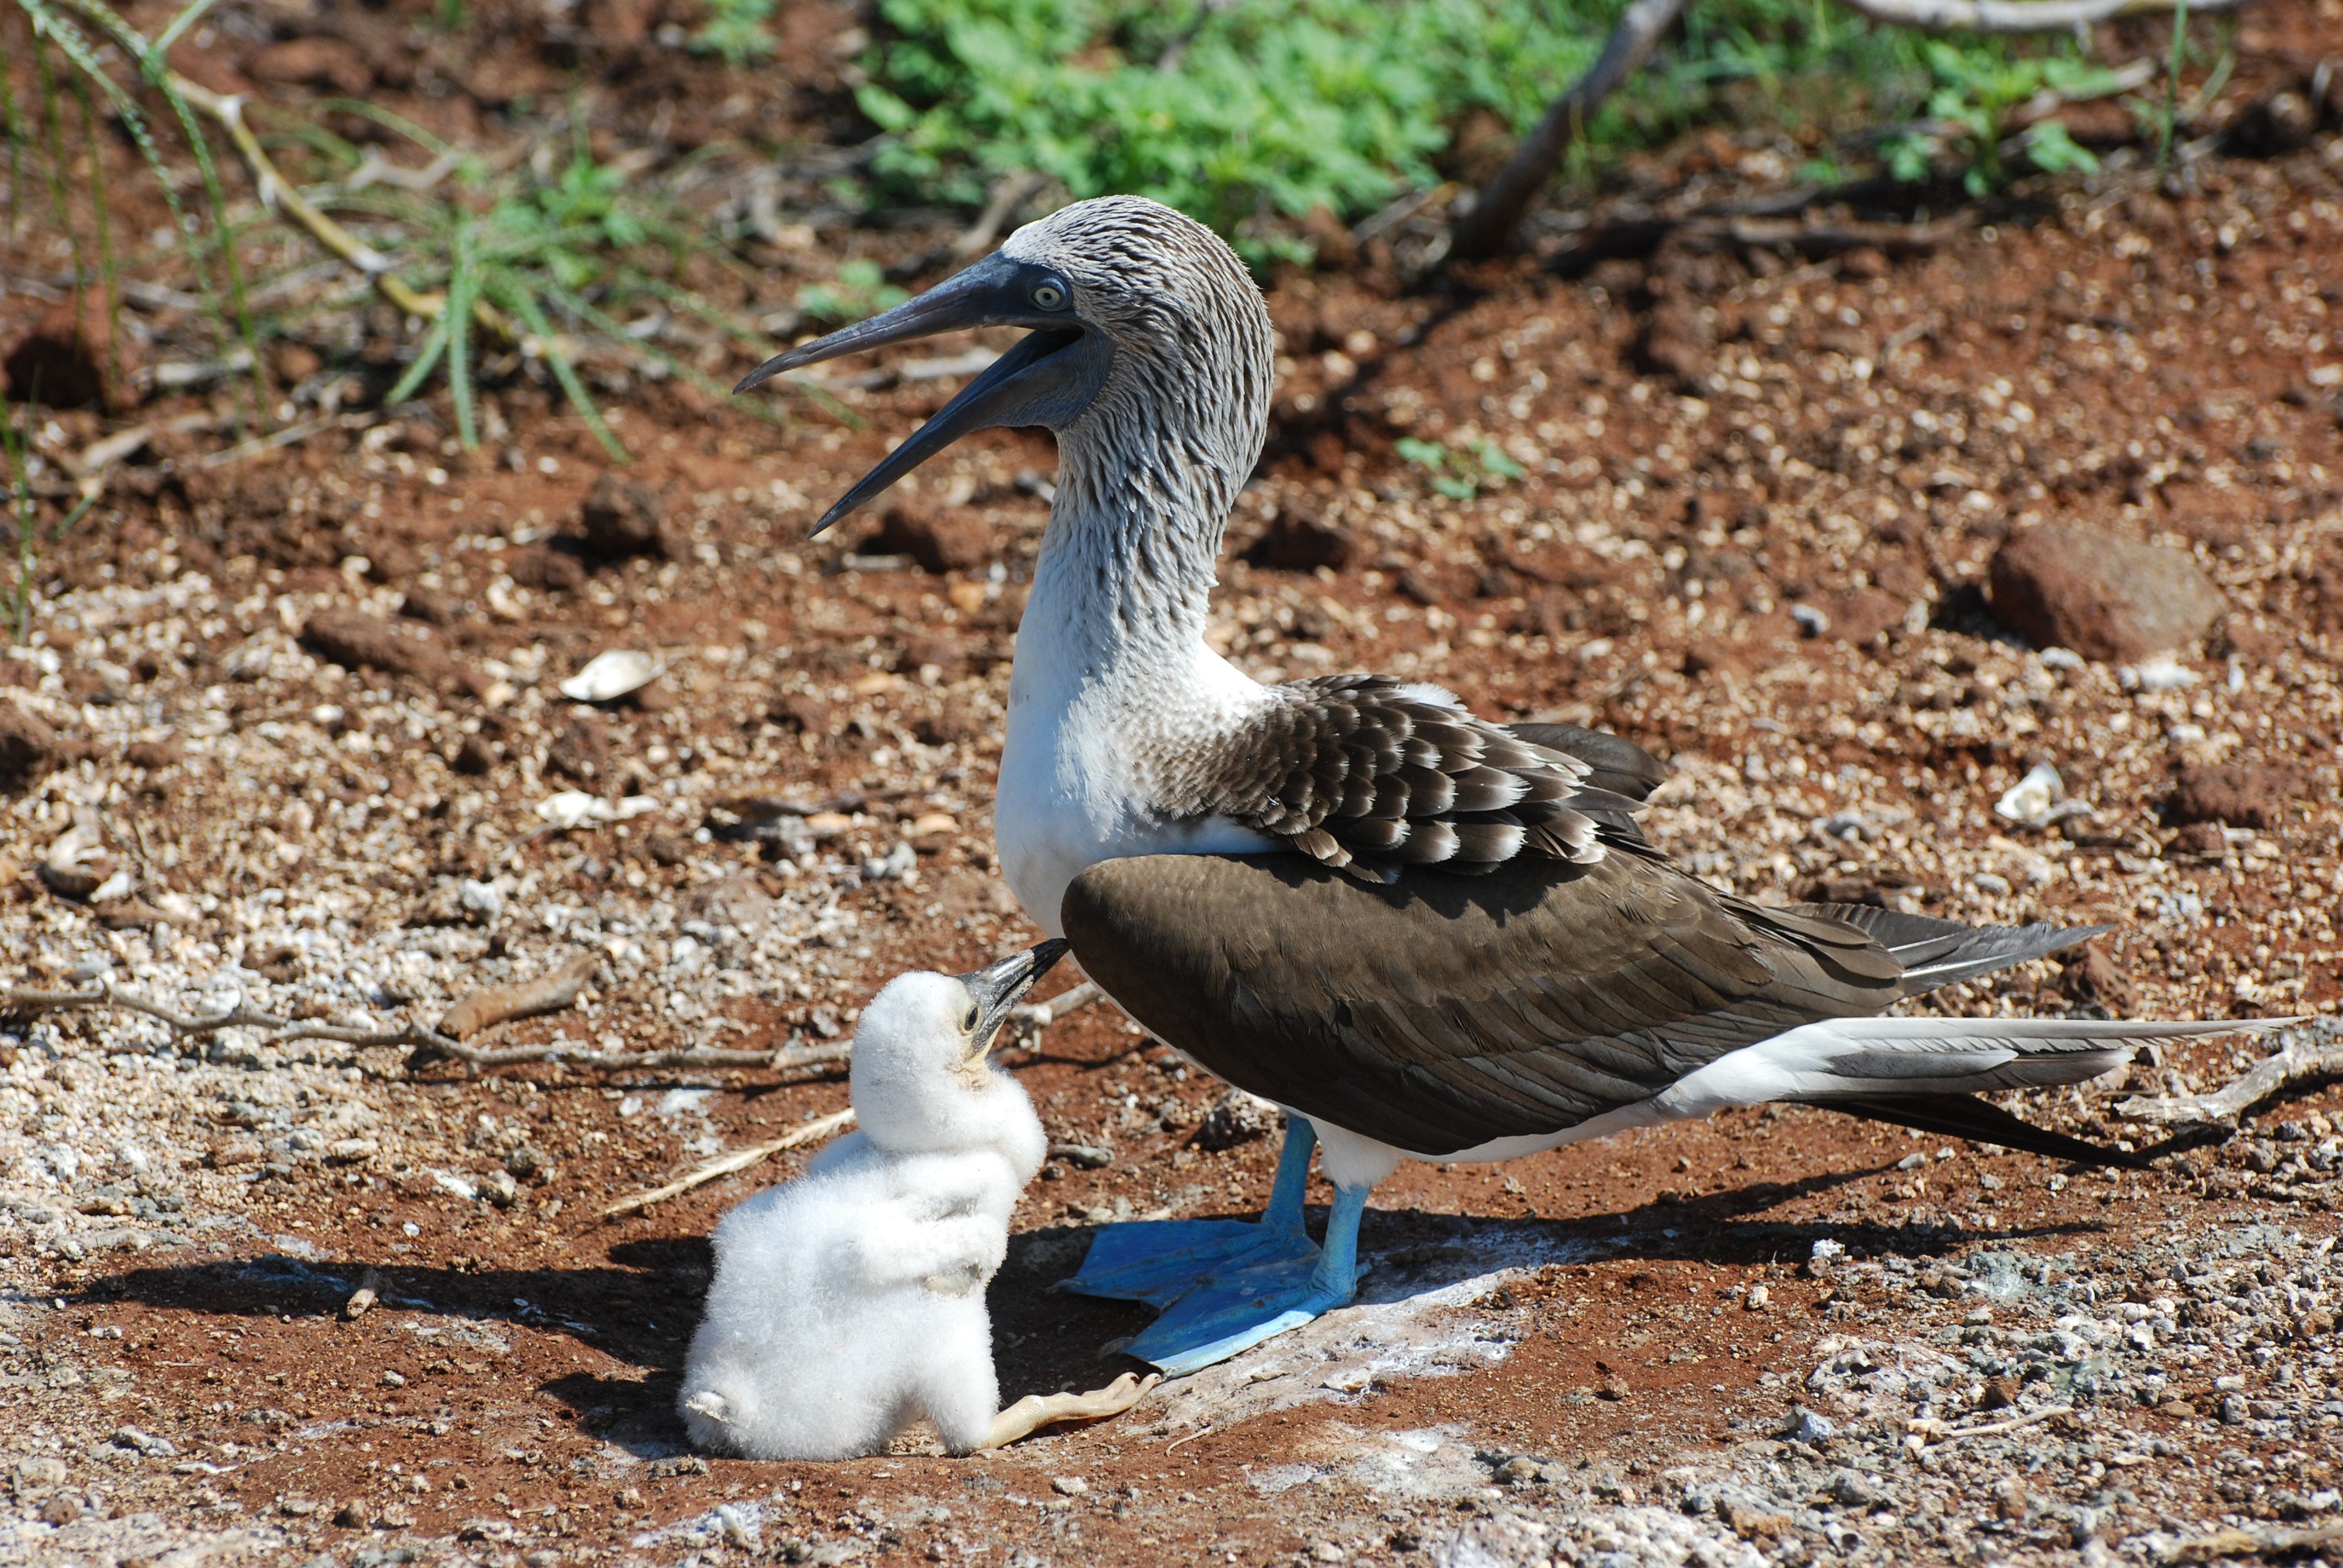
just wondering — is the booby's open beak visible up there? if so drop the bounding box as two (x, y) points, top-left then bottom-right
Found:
(957, 938), (1070, 1059)
(733, 252), (1110, 537)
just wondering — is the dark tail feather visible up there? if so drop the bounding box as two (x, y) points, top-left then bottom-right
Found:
(1816, 1093), (2157, 1170)
(1791, 903), (2107, 993)
(1508, 723), (1670, 802)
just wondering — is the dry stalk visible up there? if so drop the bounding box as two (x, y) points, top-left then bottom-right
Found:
(1448, 0), (2263, 263)
(0, 981), (460, 1055)
(0, 969), (1103, 1077)
(601, 1107), (856, 1218)
(1833, 0), (2250, 29)
(2119, 1025), (2343, 1125)
(166, 75), (511, 341)
(2158, 1521), (2343, 1563)
(1904, 1402), (2074, 1453)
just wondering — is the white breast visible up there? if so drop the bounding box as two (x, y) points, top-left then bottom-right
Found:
(994, 589), (1277, 938)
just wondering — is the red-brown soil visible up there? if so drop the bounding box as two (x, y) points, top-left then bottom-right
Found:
(5, 4), (2343, 1564)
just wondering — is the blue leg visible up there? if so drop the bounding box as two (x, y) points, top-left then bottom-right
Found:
(1059, 1120), (1375, 1377)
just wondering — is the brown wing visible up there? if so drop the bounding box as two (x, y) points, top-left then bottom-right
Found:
(1062, 851), (1910, 1156)
(1161, 675), (1628, 877)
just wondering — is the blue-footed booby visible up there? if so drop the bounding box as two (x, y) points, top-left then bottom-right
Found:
(738, 195), (2275, 1377)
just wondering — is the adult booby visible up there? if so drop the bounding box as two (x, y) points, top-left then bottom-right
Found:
(739, 195), (2270, 1375)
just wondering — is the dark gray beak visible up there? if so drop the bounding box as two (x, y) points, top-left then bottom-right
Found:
(957, 938), (1070, 1056)
(734, 252), (1110, 537)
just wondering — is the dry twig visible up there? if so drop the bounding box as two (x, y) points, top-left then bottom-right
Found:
(1904, 1403), (2073, 1452)
(1014, 980), (1104, 1035)
(2119, 1024), (2343, 1125)
(2158, 1521), (2343, 1563)
(601, 1108), (856, 1218)
(1448, 0), (2263, 263)
(1447, 0), (1689, 264)
(0, 981), (461, 1055)
(1833, 0), (2251, 30)
(167, 76), (511, 341)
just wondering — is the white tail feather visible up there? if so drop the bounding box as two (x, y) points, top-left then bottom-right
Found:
(1651, 1014), (2296, 1118)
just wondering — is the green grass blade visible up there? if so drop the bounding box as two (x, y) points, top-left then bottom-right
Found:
(2, 391), (37, 642)
(48, 486), (100, 547)
(0, 15), (27, 240)
(28, 28), (88, 344)
(53, 0), (270, 414)
(536, 276), (786, 428)
(384, 312), (453, 407)
(70, 67), (126, 407)
(446, 218), (480, 449)
(152, 0), (220, 54)
(31, 0), (263, 415)
(494, 277), (628, 463)
(314, 96), (471, 163)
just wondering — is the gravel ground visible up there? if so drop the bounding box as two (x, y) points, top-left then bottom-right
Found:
(6, 16), (2343, 1563)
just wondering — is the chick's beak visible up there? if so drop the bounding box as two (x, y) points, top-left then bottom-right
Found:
(957, 938), (1070, 1059)
(732, 252), (1109, 537)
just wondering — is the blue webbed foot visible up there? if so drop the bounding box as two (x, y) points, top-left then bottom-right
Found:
(1058, 1122), (1374, 1376)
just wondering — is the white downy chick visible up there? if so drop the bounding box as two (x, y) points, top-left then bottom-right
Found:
(681, 939), (1132, 1459)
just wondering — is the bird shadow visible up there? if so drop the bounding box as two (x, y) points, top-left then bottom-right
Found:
(987, 1157), (2118, 1401)
(83, 1161), (2117, 1452)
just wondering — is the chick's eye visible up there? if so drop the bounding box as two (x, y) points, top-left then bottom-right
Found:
(963, 1005), (980, 1032)
(1031, 281), (1067, 310)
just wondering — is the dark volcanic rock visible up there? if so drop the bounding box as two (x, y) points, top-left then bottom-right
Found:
(301, 607), (446, 681)
(1987, 524), (2225, 662)
(1631, 300), (1709, 391)
(2, 294), (141, 411)
(0, 697), (63, 794)
(1243, 505), (1356, 572)
(577, 474), (670, 558)
(246, 36), (375, 94)
(2058, 946), (2135, 1015)
(1191, 1088), (1279, 1151)
(2168, 761), (2300, 831)
(866, 496), (986, 574)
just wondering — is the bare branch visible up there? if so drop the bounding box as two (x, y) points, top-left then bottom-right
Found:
(168, 76), (513, 341)
(1904, 1403), (2073, 1455)
(1446, 0), (2259, 263)
(430, 1037), (853, 1074)
(2159, 1522), (2343, 1565)
(1447, 0), (1689, 264)
(997, 980), (1107, 1055)
(0, 976), (853, 1077)
(1, 981), (460, 1055)
(601, 1108), (857, 1218)
(1020, 980), (1104, 1030)
(2118, 1024), (2343, 1125)
(1832, 0), (2250, 31)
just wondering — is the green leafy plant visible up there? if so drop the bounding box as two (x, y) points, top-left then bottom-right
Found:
(1396, 436), (1524, 501)
(253, 102), (790, 460)
(853, 0), (2063, 260)
(1879, 42), (2117, 197)
(690, 0), (776, 64)
(796, 259), (909, 325)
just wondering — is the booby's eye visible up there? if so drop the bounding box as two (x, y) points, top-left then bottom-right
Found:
(963, 1004), (981, 1033)
(1030, 281), (1069, 311)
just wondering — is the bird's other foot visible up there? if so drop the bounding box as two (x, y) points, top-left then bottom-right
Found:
(1057, 1211), (1320, 1311)
(1058, 1125), (1374, 1376)
(975, 1372), (1159, 1450)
